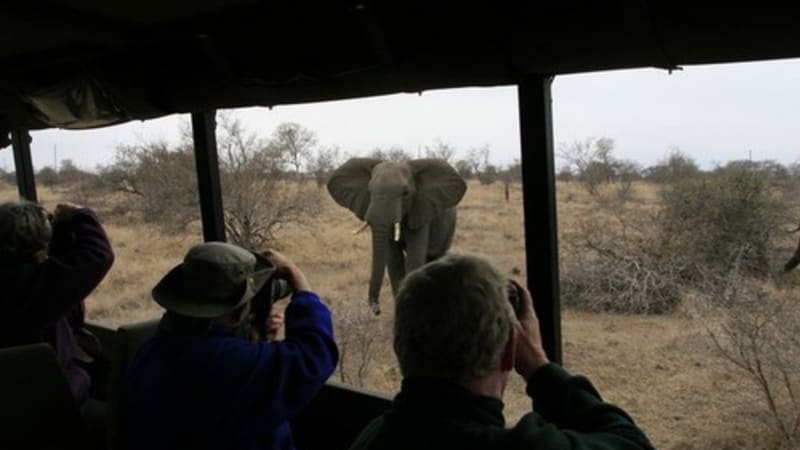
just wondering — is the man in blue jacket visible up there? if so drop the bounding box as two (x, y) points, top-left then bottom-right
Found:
(349, 252), (654, 450)
(128, 242), (338, 450)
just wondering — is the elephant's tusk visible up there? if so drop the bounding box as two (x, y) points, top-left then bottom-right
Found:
(352, 222), (369, 235)
(394, 222), (401, 242)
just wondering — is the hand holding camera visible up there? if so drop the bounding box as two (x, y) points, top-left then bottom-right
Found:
(248, 250), (312, 342)
(52, 202), (84, 224)
(508, 279), (550, 380)
(262, 249), (311, 293)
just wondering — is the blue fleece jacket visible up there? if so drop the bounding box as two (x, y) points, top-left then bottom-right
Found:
(128, 290), (338, 450)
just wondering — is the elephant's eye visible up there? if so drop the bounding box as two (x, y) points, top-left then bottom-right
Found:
(402, 190), (410, 197)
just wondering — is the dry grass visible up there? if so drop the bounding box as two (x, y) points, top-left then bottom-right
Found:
(3, 180), (793, 449)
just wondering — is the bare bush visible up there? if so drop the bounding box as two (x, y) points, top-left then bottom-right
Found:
(99, 115), (320, 246)
(615, 160), (640, 202)
(307, 145), (342, 188)
(697, 265), (800, 447)
(217, 116), (321, 249)
(106, 140), (199, 233)
(561, 211), (688, 314)
(563, 165), (785, 314)
(333, 300), (387, 387)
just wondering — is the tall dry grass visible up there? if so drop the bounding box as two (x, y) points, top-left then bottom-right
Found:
(3, 180), (796, 449)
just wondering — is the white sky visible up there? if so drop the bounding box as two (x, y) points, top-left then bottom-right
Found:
(2, 57), (800, 173)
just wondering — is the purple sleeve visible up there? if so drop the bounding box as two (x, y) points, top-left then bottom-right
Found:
(22, 209), (114, 329)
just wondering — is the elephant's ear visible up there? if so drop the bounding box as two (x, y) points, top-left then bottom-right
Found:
(407, 159), (467, 229)
(327, 158), (382, 220)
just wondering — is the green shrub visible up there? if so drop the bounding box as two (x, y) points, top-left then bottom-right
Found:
(659, 167), (782, 277)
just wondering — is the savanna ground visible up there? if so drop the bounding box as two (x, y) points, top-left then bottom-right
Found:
(4, 178), (799, 449)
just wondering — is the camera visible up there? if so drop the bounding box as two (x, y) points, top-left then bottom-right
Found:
(249, 274), (294, 340)
(266, 275), (293, 302)
(507, 280), (523, 317)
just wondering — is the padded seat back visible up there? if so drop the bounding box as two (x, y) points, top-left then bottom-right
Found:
(0, 343), (86, 450)
(291, 381), (392, 450)
(106, 319), (160, 450)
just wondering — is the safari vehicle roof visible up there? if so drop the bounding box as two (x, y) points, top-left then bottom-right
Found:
(2, 1), (800, 135)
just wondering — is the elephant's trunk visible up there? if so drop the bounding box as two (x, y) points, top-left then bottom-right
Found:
(368, 225), (391, 311)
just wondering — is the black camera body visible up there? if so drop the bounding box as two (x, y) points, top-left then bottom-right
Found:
(249, 274), (294, 340)
(507, 280), (523, 317)
(266, 275), (293, 302)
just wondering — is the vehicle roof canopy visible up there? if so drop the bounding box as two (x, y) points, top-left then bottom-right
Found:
(2, 2), (800, 134)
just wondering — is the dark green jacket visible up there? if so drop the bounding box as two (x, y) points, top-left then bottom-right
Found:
(349, 364), (654, 450)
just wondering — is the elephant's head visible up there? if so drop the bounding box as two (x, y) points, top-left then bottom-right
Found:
(327, 158), (467, 312)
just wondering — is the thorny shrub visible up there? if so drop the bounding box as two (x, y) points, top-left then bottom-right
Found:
(332, 299), (389, 388)
(560, 207), (690, 314)
(697, 265), (800, 448)
(561, 167), (786, 314)
(659, 168), (782, 277)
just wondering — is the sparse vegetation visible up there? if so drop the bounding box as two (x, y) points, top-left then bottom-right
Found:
(9, 131), (800, 449)
(660, 165), (782, 277)
(697, 269), (800, 448)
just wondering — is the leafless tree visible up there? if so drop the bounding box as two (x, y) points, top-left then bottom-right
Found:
(368, 146), (412, 162)
(424, 139), (456, 163)
(218, 116), (320, 249)
(307, 145), (342, 188)
(272, 122), (317, 178)
(107, 140), (199, 232)
(698, 259), (800, 447)
(558, 137), (617, 195)
(102, 115), (320, 247)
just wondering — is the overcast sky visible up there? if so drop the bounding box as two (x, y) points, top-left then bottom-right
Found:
(2, 57), (800, 173)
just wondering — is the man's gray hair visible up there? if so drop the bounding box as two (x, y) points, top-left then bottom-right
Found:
(0, 201), (52, 261)
(393, 252), (515, 382)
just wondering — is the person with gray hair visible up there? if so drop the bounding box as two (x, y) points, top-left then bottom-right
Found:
(0, 200), (54, 261)
(0, 200), (114, 447)
(349, 252), (654, 450)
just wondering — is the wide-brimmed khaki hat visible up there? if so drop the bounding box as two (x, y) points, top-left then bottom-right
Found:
(152, 242), (275, 318)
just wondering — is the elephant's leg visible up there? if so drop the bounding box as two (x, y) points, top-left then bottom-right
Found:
(426, 208), (458, 261)
(403, 224), (430, 274)
(387, 242), (406, 297)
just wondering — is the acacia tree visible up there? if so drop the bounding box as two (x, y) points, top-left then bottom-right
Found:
(272, 122), (317, 178)
(644, 149), (700, 183)
(218, 116), (319, 249)
(558, 136), (617, 194)
(424, 139), (456, 163)
(103, 115), (320, 248)
(107, 140), (199, 232)
(307, 145), (342, 188)
(368, 146), (412, 162)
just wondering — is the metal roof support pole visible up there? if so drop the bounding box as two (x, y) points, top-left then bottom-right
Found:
(191, 111), (227, 242)
(517, 76), (562, 364)
(11, 129), (38, 202)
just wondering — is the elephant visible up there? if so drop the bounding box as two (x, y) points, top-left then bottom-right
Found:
(327, 158), (467, 315)
(783, 223), (800, 272)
